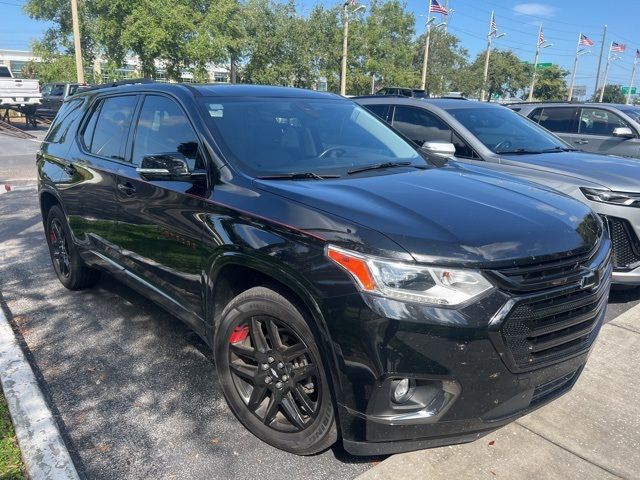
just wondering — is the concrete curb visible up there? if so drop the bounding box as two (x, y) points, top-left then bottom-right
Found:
(0, 306), (80, 480)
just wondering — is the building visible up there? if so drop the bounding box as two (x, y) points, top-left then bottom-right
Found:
(0, 48), (230, 84)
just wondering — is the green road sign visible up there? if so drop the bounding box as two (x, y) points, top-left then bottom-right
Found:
(535, 62), (553, 69)
(622, 86), (637, 95)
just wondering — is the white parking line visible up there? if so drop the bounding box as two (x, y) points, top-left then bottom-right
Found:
(0, 306), (80, 480)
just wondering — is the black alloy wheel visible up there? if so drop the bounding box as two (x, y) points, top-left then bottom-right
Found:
(45, 205), (101, 290)
(215, 286), (337, 455)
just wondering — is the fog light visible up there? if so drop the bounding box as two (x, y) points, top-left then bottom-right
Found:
(392, 378), (413, 403)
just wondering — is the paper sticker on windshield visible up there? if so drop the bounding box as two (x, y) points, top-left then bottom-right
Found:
(208, 104), (224, 118)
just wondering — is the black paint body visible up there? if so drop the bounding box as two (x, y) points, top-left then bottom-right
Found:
(37, 83), (611, 455)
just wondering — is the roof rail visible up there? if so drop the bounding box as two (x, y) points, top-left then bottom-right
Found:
(506, 100), (583, 105)
(81, 78), (155, 93)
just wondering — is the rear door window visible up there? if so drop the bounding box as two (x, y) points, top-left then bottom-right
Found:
(578, 108), (633, 136)
(363, 104), (390, 122)
(530, 107), (578, 133)
(85, 95), (138, 161)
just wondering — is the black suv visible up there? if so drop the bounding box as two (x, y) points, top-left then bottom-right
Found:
(38, 82), (611, 456)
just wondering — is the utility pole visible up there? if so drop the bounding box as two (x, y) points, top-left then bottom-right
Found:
(340, 3), (349, 96)
(420, 12), (433, 91)
(528, 25), (542, 102)
(627, 53), (638, 105)
(70, 0), (85, 83)
(599, 43), (613, 103)
(340, 2), (366, 96)
(444, 0), (449, 33)
(594, 25), (607, 97)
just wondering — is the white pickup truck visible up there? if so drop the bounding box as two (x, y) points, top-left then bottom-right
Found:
(0, 65), (41, 107)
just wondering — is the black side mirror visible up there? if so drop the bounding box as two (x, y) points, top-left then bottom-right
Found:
(136, 153), (191, 180)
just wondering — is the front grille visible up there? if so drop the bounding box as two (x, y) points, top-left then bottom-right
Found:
(601, 215), (640, 271)
(494, 270), (610, 372)
(488, 242), (603, 293)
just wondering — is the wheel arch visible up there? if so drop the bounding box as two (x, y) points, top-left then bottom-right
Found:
(205, 251), (346, 408)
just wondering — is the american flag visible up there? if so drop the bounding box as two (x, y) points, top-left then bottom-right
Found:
(611, 42), (626, 53)
(537, 27), (545, 47)
(429, 0), (448, 15)
(578, 34), (594, 47)
(489, 12), (497, 37)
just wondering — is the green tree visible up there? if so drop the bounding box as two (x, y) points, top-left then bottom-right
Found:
(465, 49), (531, 100)
(21, 44), (77, 83)
(592, 84), (626, 104)
(415, 30), (468, 95)
(531, 65), (568, 101)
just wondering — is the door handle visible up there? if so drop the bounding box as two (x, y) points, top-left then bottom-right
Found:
(574, 139), (589, 145)
(117, 182), (136, 196)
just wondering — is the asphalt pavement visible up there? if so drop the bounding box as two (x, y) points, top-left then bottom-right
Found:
(1, 130), (639, 480)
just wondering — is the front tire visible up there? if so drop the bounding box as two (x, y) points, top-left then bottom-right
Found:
(214, 286), (337, 455)
(45, 205), (101, 290)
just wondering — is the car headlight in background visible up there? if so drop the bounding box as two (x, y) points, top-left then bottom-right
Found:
(581, 187), (640, 207)
(326, 245), (493, 306)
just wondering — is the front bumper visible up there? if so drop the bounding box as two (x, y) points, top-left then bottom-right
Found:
(325, 243), (611, 456)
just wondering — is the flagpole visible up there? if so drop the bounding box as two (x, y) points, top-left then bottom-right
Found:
(626, 54), (637, 105)
(598, 42), (612, 103)
(420, 8), (433, 91)
(480, 11), (494, 102)
(567, 33), (581, 101)
(528, 24), (542, 102)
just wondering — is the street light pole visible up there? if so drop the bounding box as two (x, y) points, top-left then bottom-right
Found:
(528, 25), (542, 102)
(567, 33), (589, 102)
(70, 0), (85, 83)
(480, 34), (493, 102)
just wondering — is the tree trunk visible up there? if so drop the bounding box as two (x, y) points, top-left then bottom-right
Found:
(230, 53), (237, 84)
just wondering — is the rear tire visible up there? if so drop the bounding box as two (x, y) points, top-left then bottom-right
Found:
(45, 205), (101, 290)
(214, 285), (337, 455)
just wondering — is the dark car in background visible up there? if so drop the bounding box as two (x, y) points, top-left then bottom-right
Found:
(38, 82), (610, 456)
(36, 82), (89, 118)
(355, 96), (640, 284)
(376, 86), (427, 98)
(510, 102), (640, 159)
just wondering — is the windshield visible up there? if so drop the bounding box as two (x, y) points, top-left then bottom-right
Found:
(447, 105), (569, 154)
(620, 107), (640, 123)
(199, 97), (423, 176)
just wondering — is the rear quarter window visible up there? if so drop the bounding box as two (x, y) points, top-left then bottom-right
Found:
(44, 99), (85, 145)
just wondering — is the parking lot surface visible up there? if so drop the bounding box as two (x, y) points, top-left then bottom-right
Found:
(1, 131), (639, 479)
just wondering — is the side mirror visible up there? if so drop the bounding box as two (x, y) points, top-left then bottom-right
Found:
(421, 141), (456, 157)
(137, 153), (191, 180)
(612, 127), (635, 138)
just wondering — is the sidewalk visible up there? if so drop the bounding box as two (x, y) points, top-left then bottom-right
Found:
(357, 305), (640, 480)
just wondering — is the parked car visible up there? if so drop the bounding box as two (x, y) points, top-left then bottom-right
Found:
(355, 96), (640, 284)
(376, 86), (427, 98)
(509, 102), (640, 159)
(39, 82), (611, 456)
(0, 65), (41, 108)
(36, 82), (89, 118)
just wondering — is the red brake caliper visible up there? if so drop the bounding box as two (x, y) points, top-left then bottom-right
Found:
(49, 231), (57, 243)
(229, 325), (250, 344)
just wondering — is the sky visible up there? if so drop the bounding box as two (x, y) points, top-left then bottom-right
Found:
(1, 0), (639, 96)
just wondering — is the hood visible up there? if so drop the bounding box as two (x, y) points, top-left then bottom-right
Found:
(499, 151), (640, 191)
(254, 164), (602, 267)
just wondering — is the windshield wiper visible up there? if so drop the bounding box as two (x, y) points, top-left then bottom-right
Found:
(347, 161), (413, 175)
(256, 172), (340, 180)
(540, 146), (577, 153)
(497, 149), (544, 155)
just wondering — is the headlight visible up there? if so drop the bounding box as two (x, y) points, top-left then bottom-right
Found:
(581, 187), (640, 207)
(326, 245), (493, 306)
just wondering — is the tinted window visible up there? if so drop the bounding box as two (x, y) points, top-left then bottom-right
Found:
(531, 107), (578, 133)
(412, 90), (427, 99)
(199, 98), (422, 176)
(68, 85), (79, 96)
(41, 84), (53, 96)
(44, 99), (84, 144)
(393, 106), (452, 144)
(0, 66), (11, 78)
(448, 106), (568, 154)
(132, 95), (203, 170)
(579, 108), (631, 136)
(51, 84), (65, 96)
(87, 96), (137, 160)
(363, 104), (389, 121)
(620, 107), (640, 123)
